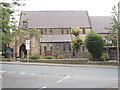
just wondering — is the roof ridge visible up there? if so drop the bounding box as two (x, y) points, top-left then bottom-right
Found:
(90, 16), (112, 17)
(22, 10), (87, 12)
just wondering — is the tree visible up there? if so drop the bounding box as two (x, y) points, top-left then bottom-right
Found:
(0, 1), (43, 58)
(71, 37), (83, 51)
(105, 3), (120, 61)
(105, 5), (120, 46)
(71, 27), (81, 37)
(85, 30), (104, 61)
(111, 3), (120, 62)
(0, 1), (25, 52)
(71, 27), (83, 57)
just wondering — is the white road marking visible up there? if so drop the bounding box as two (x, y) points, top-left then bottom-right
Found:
(112, 86), (118, 88)
(0, 71), (7, 73)
(29, 73), (35, 75)
(19, 72), (26, 75)
(57, 75), (70, 83)
(41, 86), (47, 88)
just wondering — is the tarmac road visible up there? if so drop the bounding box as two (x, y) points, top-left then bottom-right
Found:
(0, 63), (118, 88)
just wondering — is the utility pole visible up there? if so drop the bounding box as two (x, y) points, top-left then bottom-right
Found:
(117, 1), (120, 66)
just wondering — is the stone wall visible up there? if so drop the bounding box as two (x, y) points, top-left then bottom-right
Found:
(40, 42), (90, 58)
(30, 34), (40, 56)
(39, 28), (90, 35)
(40, 42), (72, 58)
(9, 33), (40, 58)
(9, 28), (91, 58)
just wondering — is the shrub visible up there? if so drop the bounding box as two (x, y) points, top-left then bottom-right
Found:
(29, 55), (39, 59)
(85, 30), (104, 61)
(101, 53), (110, 61)
(58, 55), (64, 59)
(39, 55), (46, 59)
(45, 56), (54, 59)
(88, 55), (94, 61)
(0, 56), (5, 58)
(54, 56), (59, 59)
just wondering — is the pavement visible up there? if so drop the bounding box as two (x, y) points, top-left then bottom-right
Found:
(0, 63), (118, 88)
(0, 61), (118, 69)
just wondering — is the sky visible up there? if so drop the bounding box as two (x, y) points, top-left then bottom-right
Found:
(1, 0), (119, 26)
(19, 0), (120, 16)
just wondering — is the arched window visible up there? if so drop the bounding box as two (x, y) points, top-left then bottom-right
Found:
(50, 29), (52, 35)
(45, 29), (47, 35)
(41, 29), (43, 34)
(63, 44), (66, 51)
(67, 29), (69, 34)
(83, 28), (85, 34)
(44, 46), (47, 51)
(69, 44), (71, 51)
(61, 29), (64, 34)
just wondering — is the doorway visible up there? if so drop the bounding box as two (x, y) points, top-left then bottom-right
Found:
(19, 44), (27, 58)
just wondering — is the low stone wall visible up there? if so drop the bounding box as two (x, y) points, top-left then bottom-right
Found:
(19, 59), (88, 64)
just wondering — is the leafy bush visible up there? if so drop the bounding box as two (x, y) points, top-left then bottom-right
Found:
(58, 55), (64, 59)
(101, 53), (110, 61)
(29, 55), (39, 59)
(88, 55), (94, 61)
(85, 30), (104, 61)
(54, 56), (59, 59)
(0, 56), (5, 58)
(45, 56), (55, 59)
(39, 55), (46, 59)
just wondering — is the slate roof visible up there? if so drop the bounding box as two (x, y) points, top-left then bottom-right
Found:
(19, 11), (113, 42)
(90, 16), (112, 33)
(40, 35), (73, 43)
(20, 11), (91, 28)
(40, 35), (86, 43)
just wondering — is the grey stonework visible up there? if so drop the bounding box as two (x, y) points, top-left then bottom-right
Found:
(9, 11), (113, 58)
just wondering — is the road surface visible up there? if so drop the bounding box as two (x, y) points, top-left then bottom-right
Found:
(0, 63), (118, 88)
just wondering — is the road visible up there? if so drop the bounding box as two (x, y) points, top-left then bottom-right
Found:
(0, 63), (118, 88)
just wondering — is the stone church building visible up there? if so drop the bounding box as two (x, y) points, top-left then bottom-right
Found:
(9, 11), (113, 58)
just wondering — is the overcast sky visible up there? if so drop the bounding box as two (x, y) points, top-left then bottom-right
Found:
(20, 0), (120, 16)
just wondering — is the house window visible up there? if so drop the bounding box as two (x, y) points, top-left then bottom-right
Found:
(83, 28), (85, 34)
(49, 44), (53, 50)
(63, 44), (66, 51)
(41, 29), (43, 34)
(69, 44), (71, 51)
(50, 47), (53, 50)
(67, 29), (69, 34)
(44, 29), (47, 35)
(44, 46), (47, 51)
(50, 29), (52, 35)
(61, 29), (64, 34)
